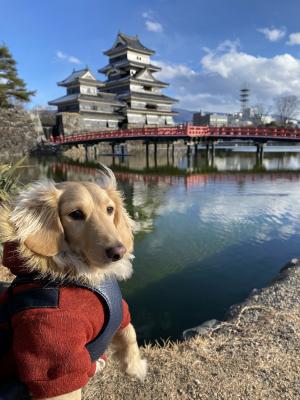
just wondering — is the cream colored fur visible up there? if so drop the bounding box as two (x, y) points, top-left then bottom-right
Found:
(0, 177), (134, 287)
(0, 166), (147, 400)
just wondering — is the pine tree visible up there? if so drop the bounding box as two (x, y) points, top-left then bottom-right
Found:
(0, 44), (35, 108)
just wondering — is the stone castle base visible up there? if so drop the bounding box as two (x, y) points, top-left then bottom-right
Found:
(0, 107), (43, 159)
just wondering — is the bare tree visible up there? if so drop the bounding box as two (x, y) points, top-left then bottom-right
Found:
(274, 95), (300, 126)
(254, 103), (266, 117)
(253, 103), (272, 126)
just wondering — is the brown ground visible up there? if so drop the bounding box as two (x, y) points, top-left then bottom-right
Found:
(1, 261), (300, 400)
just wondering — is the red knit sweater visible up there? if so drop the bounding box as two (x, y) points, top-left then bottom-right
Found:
(0, 242), (131, 398)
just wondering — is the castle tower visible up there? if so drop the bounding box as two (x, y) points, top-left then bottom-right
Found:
(98, 32), (178, 128)
(49, 68), (124, 132)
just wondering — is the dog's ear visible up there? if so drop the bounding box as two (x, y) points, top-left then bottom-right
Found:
(10, 180), (64, 257)
(97, 164), (117, 190)
(109, 189), (134, 253)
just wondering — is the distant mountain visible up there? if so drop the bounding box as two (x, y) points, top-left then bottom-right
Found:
(173, 108), (196, 123)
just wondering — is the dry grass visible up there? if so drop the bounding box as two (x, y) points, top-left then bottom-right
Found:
(83, 265), (300, 400)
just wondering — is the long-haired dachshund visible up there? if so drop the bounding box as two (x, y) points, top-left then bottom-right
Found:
(0, 165), (147, 400)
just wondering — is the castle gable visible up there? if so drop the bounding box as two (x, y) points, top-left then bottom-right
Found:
(134, 69), (155, 82)
(81, 70), (96, 81)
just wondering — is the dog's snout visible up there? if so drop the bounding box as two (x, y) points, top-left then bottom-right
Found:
(105, 245), (126, 262)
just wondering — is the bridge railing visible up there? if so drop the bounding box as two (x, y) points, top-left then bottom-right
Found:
(50, 126), (192, 144)
(209, 126), (300, 138)
(50, 125), (300, 145)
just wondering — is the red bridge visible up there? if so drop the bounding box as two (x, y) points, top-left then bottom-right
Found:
(50, 125), (300, 146)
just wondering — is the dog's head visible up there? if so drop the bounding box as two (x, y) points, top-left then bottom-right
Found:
(5, 166), (134, 282)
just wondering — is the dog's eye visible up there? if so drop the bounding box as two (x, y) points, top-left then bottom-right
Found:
(107, 206), (114, 215)
(69, 210), (85, 220)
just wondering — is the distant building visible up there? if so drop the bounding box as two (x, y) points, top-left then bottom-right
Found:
(48, 68), (124, 134)
(193, 112), (228, 127)
(99, 32), (178, 127)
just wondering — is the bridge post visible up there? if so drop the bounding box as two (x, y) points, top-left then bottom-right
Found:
(119, 143), (125, 164)
(111, 142), (115, 155)
(154, 141), (158, 167)
(172, 143), (175, 164)
(94, 145), (97, 159)
(145, 141), (149, 168)
(194, 140), (198, 155)
(256, 143), (264, 158)
(256, 143), (265, 162)
(167, 142), (170, 165)
(120, 143), (125, 156)
(187, 142), (192, 157)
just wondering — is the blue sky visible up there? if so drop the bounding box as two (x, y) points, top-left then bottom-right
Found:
(2, 0), (300, 112)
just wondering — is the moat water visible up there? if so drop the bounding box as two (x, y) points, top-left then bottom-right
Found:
(20, 147), (300, 342)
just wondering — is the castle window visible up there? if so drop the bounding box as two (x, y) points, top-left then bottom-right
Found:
(67, 87), (80, 95)
(110, 54), (127, 63)
(146, 104), (157, 110)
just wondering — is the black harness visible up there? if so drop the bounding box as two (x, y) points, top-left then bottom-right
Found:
(0, 273), (123, 399)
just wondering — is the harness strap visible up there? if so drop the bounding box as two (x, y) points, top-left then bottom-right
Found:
(83, 277), (123, 361)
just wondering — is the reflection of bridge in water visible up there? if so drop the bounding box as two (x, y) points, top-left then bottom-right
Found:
(50, 161), (300, 190)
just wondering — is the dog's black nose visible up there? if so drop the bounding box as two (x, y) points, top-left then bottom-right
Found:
(105, 245), (126, 262)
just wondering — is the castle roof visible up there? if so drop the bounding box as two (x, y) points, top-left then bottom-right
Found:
(98, 61), (161, 74)
(48, 92), (124, 107)
(104, 32), (155, 56)
(103, 72), (169, 88)
(57, 68), (104, 87)
(120, 91), (178, 104)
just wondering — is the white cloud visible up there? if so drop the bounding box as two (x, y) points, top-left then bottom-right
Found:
(56, 51), (81, 64)
(142, 10), (163, 33)
(145, 20), (163, 33)
(155, 40), (300, 113)
(142, 11), (152, 19)
(257, 27), (286, 42)
(287, 32), (300, 45)
(153, 60), (196, 80)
